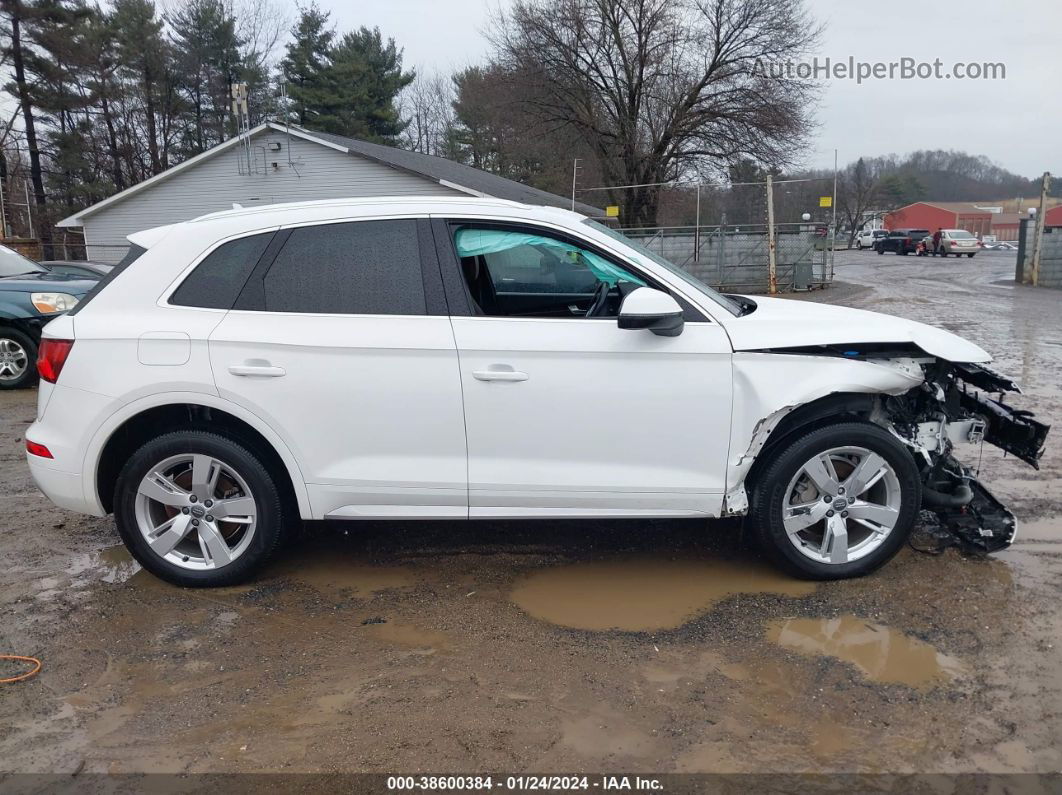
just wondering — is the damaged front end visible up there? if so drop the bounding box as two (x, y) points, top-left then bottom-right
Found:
(878, 360), (1049, 552)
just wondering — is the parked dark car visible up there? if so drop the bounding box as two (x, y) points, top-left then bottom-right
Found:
(39, 259), (113, 279)
(0, 245), (97, 389)
(875, 229), (930, 256)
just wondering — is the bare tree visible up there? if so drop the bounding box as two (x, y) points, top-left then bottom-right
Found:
(399, 70), (456, 157)
(490, 0), (821, 226)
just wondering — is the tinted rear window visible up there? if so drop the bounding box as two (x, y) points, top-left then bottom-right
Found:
(260, 220), (425, 315)
(170, 233), (273, 310)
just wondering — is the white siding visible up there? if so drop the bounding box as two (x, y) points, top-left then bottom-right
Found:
(81, 129), (461, 263)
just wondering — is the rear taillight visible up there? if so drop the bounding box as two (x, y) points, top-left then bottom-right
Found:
(37, 339), (74, 383)
(26, 440), (53, 458)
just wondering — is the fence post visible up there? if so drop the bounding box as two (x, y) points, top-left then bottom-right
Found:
(766, 174), (777, 294)
(694, 184), (701, 265)
(1029, 172), (1051, 286)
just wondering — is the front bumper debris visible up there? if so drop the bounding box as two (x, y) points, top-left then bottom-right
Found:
(885, 360), (1049, 554)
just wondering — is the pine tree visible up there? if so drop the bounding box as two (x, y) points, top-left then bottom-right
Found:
(168, 0), (242, 154)
(280, 3), (333, 127)
(325, 27), (412, 142)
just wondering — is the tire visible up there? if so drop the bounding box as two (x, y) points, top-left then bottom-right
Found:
(0, 328), (37, 390)
(967, 253), (975, 258)
(748, 422), (922, 580)
(114, 430), (290, 587)
(876, 247), (884, 255)
(898, 249), (908, 255)
(856, 242), (863, 250)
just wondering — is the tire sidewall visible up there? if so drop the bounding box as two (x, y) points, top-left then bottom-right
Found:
(115, 430), (285, 587)
(0, 328), (38, 390)
(750, 422), (922, 580)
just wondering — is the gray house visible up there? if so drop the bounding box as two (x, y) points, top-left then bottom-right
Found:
(58, 122), (601, 263)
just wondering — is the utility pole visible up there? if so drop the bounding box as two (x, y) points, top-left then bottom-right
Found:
(831, 148), (839, 275)
(1029, 171), (1051, 286)
(766, 174), (777, 294)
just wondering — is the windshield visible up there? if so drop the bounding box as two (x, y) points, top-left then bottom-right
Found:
(0, 244), (45, 277)
(580, 219), (742, 316)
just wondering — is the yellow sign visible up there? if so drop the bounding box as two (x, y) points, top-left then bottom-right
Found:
(819, 196), (833, 208)
(605, 205), (620, 217)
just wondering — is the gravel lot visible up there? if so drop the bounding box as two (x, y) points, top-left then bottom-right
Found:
(1, 249), (1059, 777)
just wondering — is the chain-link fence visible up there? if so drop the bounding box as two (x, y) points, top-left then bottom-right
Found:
(621, 222), (833, 293)
(582, 170), (838, 293)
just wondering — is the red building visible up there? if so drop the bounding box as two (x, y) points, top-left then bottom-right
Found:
(883, 201), (1062, 241)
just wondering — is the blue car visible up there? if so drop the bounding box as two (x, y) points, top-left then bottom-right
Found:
(0, 245), (97, 389)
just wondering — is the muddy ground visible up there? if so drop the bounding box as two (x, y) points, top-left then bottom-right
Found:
(1, 249), (1060, 778)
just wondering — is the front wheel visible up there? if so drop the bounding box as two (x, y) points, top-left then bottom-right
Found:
(876, 247), (884, 255)
(0, 328), (37, 390)
(748, 422), (922, 580)
(114, 430), (290, 586)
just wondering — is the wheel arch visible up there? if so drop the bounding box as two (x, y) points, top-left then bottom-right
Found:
(742, 392), (879, 492)
(90, 395), (310, 518)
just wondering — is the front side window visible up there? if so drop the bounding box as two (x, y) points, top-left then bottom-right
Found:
(453, 225), (644, 318)
(581, 219), (741, 316)
(261, 219), (425, 315)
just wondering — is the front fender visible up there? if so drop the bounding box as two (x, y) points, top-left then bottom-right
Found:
(726, 353), (924, 495)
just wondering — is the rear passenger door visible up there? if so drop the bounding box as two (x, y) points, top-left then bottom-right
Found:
(207, 218), (468, 520)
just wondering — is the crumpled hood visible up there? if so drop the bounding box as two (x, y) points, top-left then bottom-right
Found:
(721, 296), (991, 363)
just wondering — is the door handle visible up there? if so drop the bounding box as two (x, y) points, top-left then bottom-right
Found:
(228, 363), (286, 378)
(472, 365), (528, 382)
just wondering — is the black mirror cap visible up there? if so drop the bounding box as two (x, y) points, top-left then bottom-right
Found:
(618, 311), (684, 337)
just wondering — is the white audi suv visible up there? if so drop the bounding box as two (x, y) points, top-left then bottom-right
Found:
(26, 197), (1047, 586)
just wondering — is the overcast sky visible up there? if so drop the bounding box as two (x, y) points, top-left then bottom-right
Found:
(326, 0), (1060, 179)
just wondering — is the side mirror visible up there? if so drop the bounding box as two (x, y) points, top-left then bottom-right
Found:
(617, 287), (684, 337)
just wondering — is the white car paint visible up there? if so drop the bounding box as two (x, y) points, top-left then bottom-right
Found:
(27, 196), (994, 525)
(721, 296), (990, 363)
(855, 229), (887, 249)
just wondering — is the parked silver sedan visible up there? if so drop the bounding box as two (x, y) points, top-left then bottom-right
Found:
(926, 229), (982, 258)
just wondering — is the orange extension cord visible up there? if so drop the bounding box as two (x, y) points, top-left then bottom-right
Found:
(0, 655), (42, 684)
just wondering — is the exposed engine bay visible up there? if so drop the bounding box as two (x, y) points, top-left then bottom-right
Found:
(744, 344), (1050, 553)
(878, 358), (1049, 552)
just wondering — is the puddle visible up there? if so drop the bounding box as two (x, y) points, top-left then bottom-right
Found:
(510, 558), (816, 631)
(89, 545), (141, 584)
(560, 707), (663, 759)
(363, 622), (450, 653)
(271, 548), (416, 596)
(34, 545), (140, 599)
(767, 616), (965, 687)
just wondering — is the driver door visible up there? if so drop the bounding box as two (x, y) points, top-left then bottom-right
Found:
(435, 219), (734, 518)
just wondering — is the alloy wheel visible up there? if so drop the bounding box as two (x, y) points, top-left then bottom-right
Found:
(781, 446), (901, 565)
(0, 338), (29, 382)
(134, 453), (258, 570)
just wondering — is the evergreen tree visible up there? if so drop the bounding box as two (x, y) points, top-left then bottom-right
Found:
(168, 0), (242, 153)
(326, 27), (412, 142)
(280, 3), (333, 127)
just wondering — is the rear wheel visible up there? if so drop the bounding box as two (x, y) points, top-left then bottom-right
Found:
(0, 328), (36, 390)
(967, 253), (975, 258)
(114, 430), (289, 587)
(749, 422), (921, 580)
